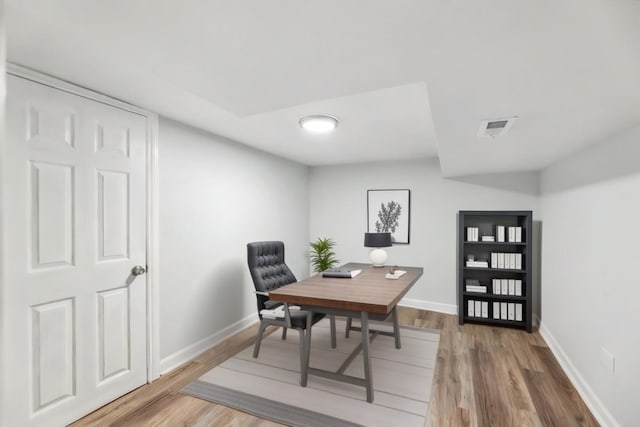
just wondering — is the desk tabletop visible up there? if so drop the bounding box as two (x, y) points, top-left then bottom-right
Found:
(269, 263), (423, 315)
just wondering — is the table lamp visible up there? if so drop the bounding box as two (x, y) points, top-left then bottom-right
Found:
(364, 232), (392, 267)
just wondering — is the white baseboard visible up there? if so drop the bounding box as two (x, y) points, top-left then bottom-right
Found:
(159, 313), (257, 375)
(538, 321), (619, 427)
(399, 298), (457, 315)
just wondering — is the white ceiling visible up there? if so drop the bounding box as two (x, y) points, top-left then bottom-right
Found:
(6, 0), (640, 176)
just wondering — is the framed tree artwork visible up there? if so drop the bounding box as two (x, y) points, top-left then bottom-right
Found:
(367, 189), (411, 244)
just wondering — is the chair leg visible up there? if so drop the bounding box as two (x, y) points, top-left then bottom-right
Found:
(345, 317), (352, 338)
(330, 315), (336, 348)
(282, 327), (287, 340)
(253, 321), (268, 358)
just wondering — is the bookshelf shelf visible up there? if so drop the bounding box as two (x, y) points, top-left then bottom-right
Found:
(459, 210), (533, 332)
(462, 292), (527, 301)
(463, 267), (527, 273)
(462, 317), (526, 326)
(464, 241), (528, 246)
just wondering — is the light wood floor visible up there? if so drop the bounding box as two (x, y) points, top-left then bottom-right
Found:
(72, 308), (599, 426)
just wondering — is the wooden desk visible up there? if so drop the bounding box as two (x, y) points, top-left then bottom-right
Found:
(269, 263), (423, 402)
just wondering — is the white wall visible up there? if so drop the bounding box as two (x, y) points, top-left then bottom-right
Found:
(309, 158), (539, 312)
(539, 125), (640, 427)
(157, 118), (310, 372)
(0, 0), (6, 422)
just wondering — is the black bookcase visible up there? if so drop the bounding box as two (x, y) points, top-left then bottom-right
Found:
(458, 211), (533, 333)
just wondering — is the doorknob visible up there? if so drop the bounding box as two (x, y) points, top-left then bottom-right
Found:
(131, 265), (146, 276)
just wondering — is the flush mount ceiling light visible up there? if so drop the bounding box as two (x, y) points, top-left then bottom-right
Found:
(299, 115), (339, 133)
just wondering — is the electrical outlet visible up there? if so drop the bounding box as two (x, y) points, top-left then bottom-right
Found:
(600, 347), (615, 373)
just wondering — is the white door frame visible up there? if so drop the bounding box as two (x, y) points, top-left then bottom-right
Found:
(5, 63), (161, 383)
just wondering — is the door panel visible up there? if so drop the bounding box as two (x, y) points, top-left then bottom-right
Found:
(26, 103), (77, 148)
(95, 120), (130, 157)
(98, 287), (130, 382)
(30, 298), (75, 411)
(4, 75), (148, 426)
(29, 161), (75, 269)
(97, 170), (130, 260)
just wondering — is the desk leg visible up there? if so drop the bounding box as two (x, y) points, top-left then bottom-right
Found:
(301, 310), (313, 387)
(391, 306), (401, 349)
(360, 311), (374, 403)
(330, 315), (337, 349)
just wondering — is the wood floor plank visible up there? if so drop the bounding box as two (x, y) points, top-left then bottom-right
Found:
(471, 347), (510, 426)
(531, 346), (599, 427)
(72, 309), (599, 427)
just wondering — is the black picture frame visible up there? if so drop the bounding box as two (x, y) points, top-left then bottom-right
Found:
(367, 189), (411, 244)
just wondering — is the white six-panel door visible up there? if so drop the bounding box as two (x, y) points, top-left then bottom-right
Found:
(4, 75), (148, 426)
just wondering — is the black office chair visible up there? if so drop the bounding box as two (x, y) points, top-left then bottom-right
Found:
(247, 241), (334, 377)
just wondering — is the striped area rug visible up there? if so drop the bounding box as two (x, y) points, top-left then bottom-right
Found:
(182, 318), (440, 427)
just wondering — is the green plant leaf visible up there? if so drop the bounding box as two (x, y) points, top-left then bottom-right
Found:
(309, 237), (339, 273)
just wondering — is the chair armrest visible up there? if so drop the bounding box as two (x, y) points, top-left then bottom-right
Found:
(263, 300), (281, 309)
(253, 291), (291, 328)
(282, 302), (293, 328)
(255, 291), (293, 327)
(255, 291), (283, 312)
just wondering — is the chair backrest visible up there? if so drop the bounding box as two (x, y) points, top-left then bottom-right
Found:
(247, 241), (297, 313)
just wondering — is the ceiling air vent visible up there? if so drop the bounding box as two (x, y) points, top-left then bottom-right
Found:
(478, 116), (518, 138)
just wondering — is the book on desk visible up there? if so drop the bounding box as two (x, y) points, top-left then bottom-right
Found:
(322, 268), (362, 278)
(385, 270), (407, 280)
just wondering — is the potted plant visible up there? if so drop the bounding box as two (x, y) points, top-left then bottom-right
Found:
(309, 237), (339, 273)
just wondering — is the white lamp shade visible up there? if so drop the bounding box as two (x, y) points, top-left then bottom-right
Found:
(369, 248), (388, 267)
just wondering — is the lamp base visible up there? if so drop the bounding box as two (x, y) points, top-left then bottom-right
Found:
(369, 248), (388, 267)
